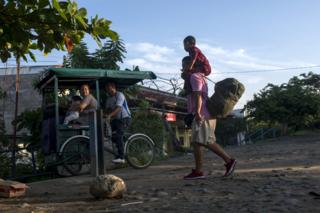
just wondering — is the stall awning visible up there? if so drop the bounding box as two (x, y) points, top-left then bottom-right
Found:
(37, 68), (157, 89)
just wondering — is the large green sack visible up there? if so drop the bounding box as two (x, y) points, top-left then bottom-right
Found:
(206, 78), (245, 118)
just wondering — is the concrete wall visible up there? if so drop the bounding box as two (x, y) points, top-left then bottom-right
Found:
(0, 69), (43, 135)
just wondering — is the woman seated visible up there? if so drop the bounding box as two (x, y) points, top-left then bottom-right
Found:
(76, 84), (98, 125)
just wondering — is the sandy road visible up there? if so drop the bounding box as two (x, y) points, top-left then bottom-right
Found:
(1, 134), (320, 212)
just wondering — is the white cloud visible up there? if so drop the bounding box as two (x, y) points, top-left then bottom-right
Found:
(127, 42), (175, 64)
(122, 41), (317, 107)
(126, 41), (288, 75)
(125, 58), (154, 69)
(198, 43), (283, 71)
(144, 53), (170, 63)
(124, 42), (181, 74)
(127, 42), (174, 55)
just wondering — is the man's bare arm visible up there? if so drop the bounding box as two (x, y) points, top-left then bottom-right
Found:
(107, 106), (121, 119)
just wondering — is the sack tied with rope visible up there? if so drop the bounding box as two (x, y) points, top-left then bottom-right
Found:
(206, 78), (245, 118)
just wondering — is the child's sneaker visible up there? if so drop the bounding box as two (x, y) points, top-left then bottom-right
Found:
(224, 159), (237, 177)
(184, 169), (205, 180)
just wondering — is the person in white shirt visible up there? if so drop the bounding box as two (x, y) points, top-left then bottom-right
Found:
(105, 81), (131, 164)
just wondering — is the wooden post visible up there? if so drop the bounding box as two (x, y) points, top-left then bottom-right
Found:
(89, 111), (98, 176)
(89, 110), (106, 177)
(95, 80), (100, 109)
(54, 76), (60, 147)
(96, 110), (105, 175)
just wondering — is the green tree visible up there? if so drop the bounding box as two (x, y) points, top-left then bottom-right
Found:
(92, 39), (126, 70)
(14, 108), (42, 147)
(244, 72), (320, 134)
(63, 41), (92, 68)
(0, 0), (118, 176)
(0, 0), (118, 63)
(65, 39), (127, 70)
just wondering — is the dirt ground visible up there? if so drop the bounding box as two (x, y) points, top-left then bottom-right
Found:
(1, 133), (320, 213)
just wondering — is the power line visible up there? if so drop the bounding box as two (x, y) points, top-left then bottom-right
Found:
(154, 65), (320, 75)
(215, 65), (320, 74)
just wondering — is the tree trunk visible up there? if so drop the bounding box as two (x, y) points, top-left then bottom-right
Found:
(11, 58), (20, 178)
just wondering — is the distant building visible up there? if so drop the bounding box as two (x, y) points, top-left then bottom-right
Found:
(0, 66), (58, 134)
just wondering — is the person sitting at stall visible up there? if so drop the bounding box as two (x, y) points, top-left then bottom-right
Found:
(74, 84), (98, 125)
(79, 84), (98, 113)
(63, 95), (82, 125)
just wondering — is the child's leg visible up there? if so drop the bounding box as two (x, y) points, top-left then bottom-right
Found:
(64, 111), (79, 125)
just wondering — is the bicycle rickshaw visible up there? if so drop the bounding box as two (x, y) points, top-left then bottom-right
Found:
(36, 68), (157, 176)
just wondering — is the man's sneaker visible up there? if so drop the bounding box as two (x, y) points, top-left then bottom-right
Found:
(224, 158), (237, 177)
(112, 158), (125, 164)
(184, 169), (205, 180)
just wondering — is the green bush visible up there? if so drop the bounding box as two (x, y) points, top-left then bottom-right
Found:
(215, 117), (246, 146)
(129, 101), (169, 157)
(14, 108), (42, 146)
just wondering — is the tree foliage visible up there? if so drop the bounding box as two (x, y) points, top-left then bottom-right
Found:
(0, 0), (118, 62)
(128, 101), (168, 156)
(64, 39), (126, 69)
(13, 108), (42, 146)
(244, 72), (320, 132)
(63, 41), (91, 68)
(92, 39), (126, 70)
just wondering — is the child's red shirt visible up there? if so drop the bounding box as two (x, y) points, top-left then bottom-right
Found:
(188, 46), (211, 75)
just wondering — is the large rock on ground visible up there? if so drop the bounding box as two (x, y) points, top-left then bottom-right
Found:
(89, 175), (126, 199)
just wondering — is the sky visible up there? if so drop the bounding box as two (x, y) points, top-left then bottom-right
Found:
(2, 0), (320, 108)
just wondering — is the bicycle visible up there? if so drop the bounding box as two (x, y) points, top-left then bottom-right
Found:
(58, 123), (155, 176)
(36, 68), (157, 177)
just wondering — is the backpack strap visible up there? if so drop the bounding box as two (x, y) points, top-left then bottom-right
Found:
(204, 76), (216, 85)
(115, 92), (131, 119)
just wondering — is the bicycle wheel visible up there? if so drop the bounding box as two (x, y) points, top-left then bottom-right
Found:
(59, 136), (90, 176)
(125, 134), (155, 169)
